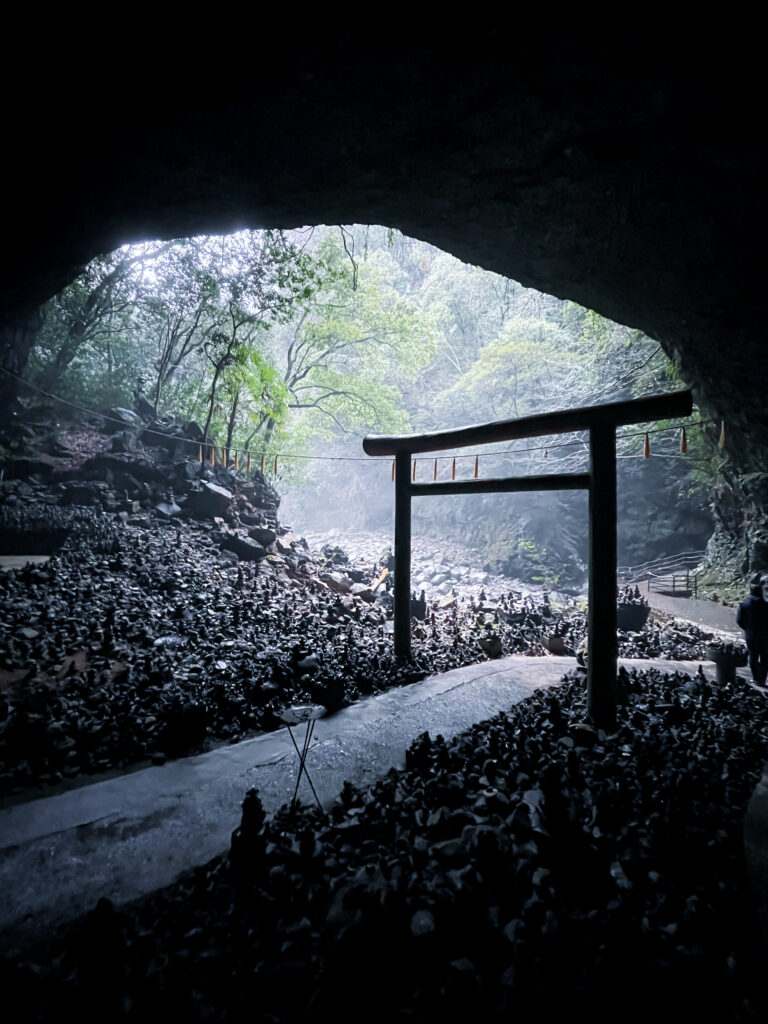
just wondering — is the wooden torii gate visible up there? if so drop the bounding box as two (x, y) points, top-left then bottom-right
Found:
(363, 389), (693, 726)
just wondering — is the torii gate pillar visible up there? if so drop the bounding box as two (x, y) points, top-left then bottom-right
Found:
(588, 420), (618, 728)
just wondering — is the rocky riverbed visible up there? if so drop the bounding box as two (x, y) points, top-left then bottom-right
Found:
(0, 415), (730, 800)
(4, 665), (767, 1022)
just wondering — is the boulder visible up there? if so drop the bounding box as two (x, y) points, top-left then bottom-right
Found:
(321, 544), (349, 566)
(350, 583), (376, 603)
(141, 427), (182, 453)
(320, 571), (351, 594)
(248, 525), (277, 548)
(172, 460), (204, 486)
(181, 421), (204, 441)
(478, 634), (503, 658)
(110, 429), (143, 453)
(277, 531), (301, 552)
(58, 481), (110, 506)
(101, 408), (144, 433)
(79, 453), (166, 484)
(155, 501), (182, 519)
(186, 481), (234, 519)
(0, 455), (58, 480)
(213, 530), (267, 562)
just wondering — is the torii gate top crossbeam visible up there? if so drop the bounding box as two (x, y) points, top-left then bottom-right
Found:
(362, 389), (693, 456)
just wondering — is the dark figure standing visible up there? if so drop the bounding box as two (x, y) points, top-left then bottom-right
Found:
(736, 574), (768, 686)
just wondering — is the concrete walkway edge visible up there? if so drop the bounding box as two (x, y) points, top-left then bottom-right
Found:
(0, 653), (757, 957)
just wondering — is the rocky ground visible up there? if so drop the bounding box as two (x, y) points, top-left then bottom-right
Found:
(0, 410), (730, 800)
(3, 666), (767, 1022)
(1, 411), (766, 1021)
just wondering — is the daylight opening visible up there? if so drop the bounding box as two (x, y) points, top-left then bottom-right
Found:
(10, 224), (714, 597)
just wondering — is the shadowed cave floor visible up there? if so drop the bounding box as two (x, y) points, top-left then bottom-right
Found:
(2, 655), (768, 1023)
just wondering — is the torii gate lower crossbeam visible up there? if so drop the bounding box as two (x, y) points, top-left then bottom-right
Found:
(363, 389), (693, 727)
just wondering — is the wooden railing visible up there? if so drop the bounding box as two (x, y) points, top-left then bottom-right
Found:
(618, 549), (705, 583)
(364, 389), (693, 726)
(648, 570), (698, 597)
(618, 550), (706, 598)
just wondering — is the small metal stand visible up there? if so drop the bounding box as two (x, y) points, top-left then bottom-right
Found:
(278, 704), (326, 810)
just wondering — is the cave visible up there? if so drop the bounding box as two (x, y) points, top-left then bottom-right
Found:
(3, 16), (766, 573)
(2, 13), (768, 1019)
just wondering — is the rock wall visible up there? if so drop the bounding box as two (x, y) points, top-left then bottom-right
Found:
(699, 470), (768, 598)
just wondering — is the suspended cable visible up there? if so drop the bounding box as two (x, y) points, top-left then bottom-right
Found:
(0, 364), (720, 469)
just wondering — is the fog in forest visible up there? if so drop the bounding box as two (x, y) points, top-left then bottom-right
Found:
(27, 223), (714, 589)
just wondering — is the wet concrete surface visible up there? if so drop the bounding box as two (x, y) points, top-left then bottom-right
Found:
(648, 591), (740, 633)
(0, 654), (720, 954)
(0, 554), (51, 572)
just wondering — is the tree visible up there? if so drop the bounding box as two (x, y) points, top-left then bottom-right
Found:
(416, 252), (524, 380)
(34, 242), (172, 394)
(138, 230), (328, 423)
(27, 229), (330, 427)
(185, 230), (328, 450)
(136, 241), (220, 414)
(257, 231), (436, 444)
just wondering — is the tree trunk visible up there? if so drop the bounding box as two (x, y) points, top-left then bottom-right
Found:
(263, 415), (276, 445)
(202, 364), (223, 450)
(0, 308), (44, 421)
(226, 389), (240, 456)
(37, 319), (87, 392)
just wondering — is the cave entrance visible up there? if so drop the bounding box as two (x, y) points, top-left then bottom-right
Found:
(364, 388), (693, 725)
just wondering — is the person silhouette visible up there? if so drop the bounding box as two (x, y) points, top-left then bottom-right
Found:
(736, 573), (768, 686)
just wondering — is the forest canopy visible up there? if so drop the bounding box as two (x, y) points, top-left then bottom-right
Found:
(24, 224), (716, 584)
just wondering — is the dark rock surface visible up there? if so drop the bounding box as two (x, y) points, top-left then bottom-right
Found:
(4, 667), (767, 1022)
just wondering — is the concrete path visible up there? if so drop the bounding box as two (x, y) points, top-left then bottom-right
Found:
(0, 554), (51, 572)
(647, 591), (740, 633)
(0, 654), (715, 954)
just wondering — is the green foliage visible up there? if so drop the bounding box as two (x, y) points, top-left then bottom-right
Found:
(443, 317), (579, 420)
(682, 423), (730, 497)
(263, 231), (436, 440)
(26, 222), (710, 576)
(28, 230), (334, 445)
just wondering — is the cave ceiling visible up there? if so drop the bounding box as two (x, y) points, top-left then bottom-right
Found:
(2, 16), (766, 465)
